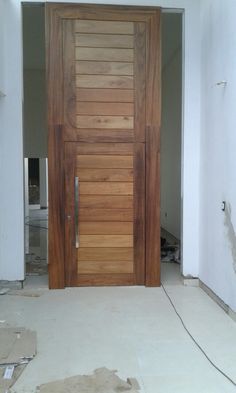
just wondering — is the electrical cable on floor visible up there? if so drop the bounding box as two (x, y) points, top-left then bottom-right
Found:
(161, 282), (236, 388)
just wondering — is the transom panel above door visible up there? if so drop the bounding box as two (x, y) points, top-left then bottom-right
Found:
(46, 4), (161, 289)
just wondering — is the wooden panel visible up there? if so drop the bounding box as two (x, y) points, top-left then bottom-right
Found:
(76, 102), (134, 116)
(77, 273), (134, 286)
(76, 75), (133, 89)
(77, 155), (133, 168)
(77, 247), (133, 261)
(75, 20), (134, 34)
(79, 182), (133, 195)
(75, 34), (134, 48)
(80, 195), (133, 209)
(78, 260), (133, 274)
(68, 129), (134, 143)
(76, 115), (134, 129)
(80, 235), (133, 247)
(76, 143), (133, 155)
(76, 48), (134, 62)
(76, 88), (134, 102)
(79, 208), (133, 222)
(76, 61), (134, 76)
(76, 168), (133, 182)
(80, 222), (133, 234)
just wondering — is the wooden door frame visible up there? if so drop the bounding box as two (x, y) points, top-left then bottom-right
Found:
(46, 3), (161, 289)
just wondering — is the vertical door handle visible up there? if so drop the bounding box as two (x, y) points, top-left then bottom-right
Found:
(75, 176), (79, 248)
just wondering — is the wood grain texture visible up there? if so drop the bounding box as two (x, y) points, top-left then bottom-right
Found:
(76, 155), (133, 168)
(75, 20), (134, 34)
(76, 102), (134, 116)
(80, 222), (133, 234)
(79, 208), (133, 222)
(76, 61), (133, 75)
(133, 143), (145, 284)
(80, 195), (133, 209)
(75, 33), (134, 48)
(76, 115), (134, 129)
(76, 143), (133, 155)
(76, 47), (134, 62)
(77, 247), (133, 261)
(76, 168), (133, 182)
(134, 22), (146, 142)
(78, 260), (133, 274)
(76, 75), (133, 89)
(76, 88), (134, 102)
(65, 129), (134, 143)
(79, 182), (133, 195)
(77, 273), (134, 286)
(80, 235), (133, 247)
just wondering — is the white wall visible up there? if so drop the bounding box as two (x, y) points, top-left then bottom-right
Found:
(161, 14), (182, 240)
(200, 0), (236, 311)
(0, 0), (201, 280)
(0, 0), (25, 280)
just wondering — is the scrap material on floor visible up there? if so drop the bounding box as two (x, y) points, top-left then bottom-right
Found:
(37, 368), (140, 393)
(161, 236), (180, 263)
(0, 327), (36, 393)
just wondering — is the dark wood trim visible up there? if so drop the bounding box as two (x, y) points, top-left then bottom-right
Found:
(134, 143), (145, 284)
(145, 10), (161, 286)
(46, 5), (65, 289)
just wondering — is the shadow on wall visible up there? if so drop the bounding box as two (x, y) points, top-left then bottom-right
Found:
(224, 202), (236, 273)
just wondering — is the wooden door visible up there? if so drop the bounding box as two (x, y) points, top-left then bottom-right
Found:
(46, 4), (161, 288)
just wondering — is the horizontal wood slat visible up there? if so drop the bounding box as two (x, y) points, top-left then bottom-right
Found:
(76, 168), (133, 181)
(80, 222), (133, 234)
(80, 195), (133, 209)
(75, 20), (134, 35)
(76, 61), (134, 75)
(76, 143), (133, 155)
(76, 88), (134, 102)
(77, 273), (134, 286)
(79, 208), (133, 221)
(76, 102), (134, 116)
(76, 48), (134, 62)
(79, 182), (133, 195)
(76, 75), (133, 89)
(80, 234), (133, 247)
(77, 247), (133, 261)
(76, 115), (134, 129)
(78, 260), (133, 274)
(77, 155), (133, 168)
(75, 34), (134, 48)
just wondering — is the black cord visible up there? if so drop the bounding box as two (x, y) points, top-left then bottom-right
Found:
(25, 223), (48, 230)
(161, 283), (236, 387)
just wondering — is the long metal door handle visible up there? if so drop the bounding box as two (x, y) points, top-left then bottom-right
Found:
(75, 176), (79, 248)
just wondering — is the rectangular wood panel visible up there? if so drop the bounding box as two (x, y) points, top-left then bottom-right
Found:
(79, 208), (133, 222)
(76, 102), (134, 116)
(76, 115), (134, 129)
(76, 47), (134, 62)
(80, 222), (133, 234)
(76, 61), (134, 75)
(77, 247), (133, 261)
(78, 260), (133, 274)
(76, 75), (133, 89)
(79, 182), (133, 195)
(76, 143), (133, 155)
(77, 155), (133, 169)
(80, 235), (133, 247)
(75, 20), (134, 34)
(80, 195), (133, 209)
(76, 88), (134, 102)
(76, 168), (133, 182)
(75, 34), (134, 48)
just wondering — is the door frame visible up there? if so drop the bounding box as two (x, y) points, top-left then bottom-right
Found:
(46, 3), (161, 289)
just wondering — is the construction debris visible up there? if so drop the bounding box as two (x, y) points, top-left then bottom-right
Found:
(0, 327), (36, 393)
(37, 367), (140, 393)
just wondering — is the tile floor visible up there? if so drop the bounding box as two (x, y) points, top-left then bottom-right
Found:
(1, 208), (235, 392)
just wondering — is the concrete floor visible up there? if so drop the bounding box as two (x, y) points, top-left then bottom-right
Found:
(1, 208), (233, 392)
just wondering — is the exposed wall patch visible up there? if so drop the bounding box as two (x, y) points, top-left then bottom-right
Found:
(224, 203), (236, 274)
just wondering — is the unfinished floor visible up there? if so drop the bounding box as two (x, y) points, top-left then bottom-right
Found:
(1, 267), (236, 393)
